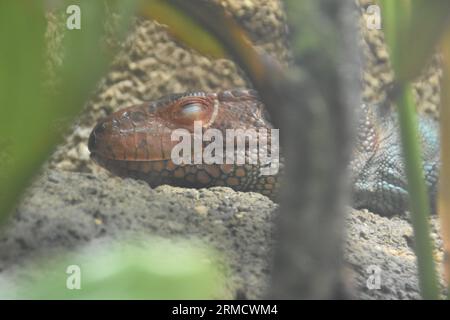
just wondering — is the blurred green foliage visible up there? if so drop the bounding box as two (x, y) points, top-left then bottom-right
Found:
(440, 28), (450, 298)
(0, 238), (225, 299)
(140, 0), (227, 59)
(379, 0), (450, 82)
(379, 0), (450, 299)
(0, 0), (225, 300)
(0, 0), (137, 222)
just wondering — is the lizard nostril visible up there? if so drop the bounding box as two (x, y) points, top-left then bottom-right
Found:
(88, 129), (96, 152)
(88, 122), (108, 152)
(88, 126), (99, 152)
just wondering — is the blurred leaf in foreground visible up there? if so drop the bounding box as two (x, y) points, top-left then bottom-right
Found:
(0, 0), (137, 223)
(139, 0), (226, 59)
(378, 0), (450, 299)
(439, 28), (450, 292)
(0, 238), (225, 299)
(379, 0), (450, 82)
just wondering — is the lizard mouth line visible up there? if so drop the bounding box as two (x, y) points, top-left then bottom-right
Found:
(90, 121), (280, 176)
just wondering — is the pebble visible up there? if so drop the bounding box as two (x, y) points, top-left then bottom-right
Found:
(194, 205), (209, 217)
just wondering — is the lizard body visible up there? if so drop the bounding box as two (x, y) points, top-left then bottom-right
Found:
(88, 88), (440, 216)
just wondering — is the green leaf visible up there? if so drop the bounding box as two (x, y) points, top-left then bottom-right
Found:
(395, 85), (439, 299)
(438, 27), (450, 297)
(0, 239), (225, 299)
(0, 0), (137, 223)
(139, 0), (227, 59)
(379, 0), (450, 82)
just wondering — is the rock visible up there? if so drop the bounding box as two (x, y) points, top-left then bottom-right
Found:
(0, 170), (445, 299)
(195, 205), (209, 217)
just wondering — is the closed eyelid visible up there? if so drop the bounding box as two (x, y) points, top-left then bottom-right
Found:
(180, 103), (204, 114)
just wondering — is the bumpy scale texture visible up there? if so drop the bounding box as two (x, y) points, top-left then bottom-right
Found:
(351, 103), (439, 215)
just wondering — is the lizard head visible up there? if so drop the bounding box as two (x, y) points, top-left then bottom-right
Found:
(87, 89), (277, 196)
(88, 92), (219, 164)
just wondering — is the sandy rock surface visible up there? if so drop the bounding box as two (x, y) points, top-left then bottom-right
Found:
(0, 171), (445, 299)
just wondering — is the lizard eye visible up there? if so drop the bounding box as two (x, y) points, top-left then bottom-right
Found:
(172, 101), (210, 124)
(179, 103), (204, 119)
(164, 96), (214, 128)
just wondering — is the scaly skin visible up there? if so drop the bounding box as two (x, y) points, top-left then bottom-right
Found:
(350, 103), (440, 215)
(88, 88), (440, 216)
(89, 89), (283, 199)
